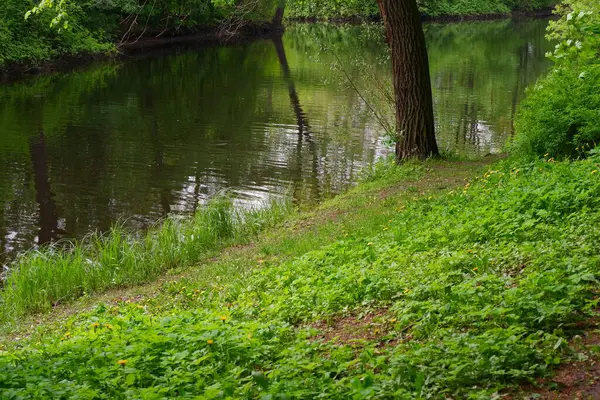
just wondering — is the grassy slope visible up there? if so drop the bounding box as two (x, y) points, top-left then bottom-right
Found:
(2, 155), (600, 398)
(1, 157), (484, 338)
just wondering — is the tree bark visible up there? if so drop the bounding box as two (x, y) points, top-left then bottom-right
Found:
(376, 0), (390, 42)
(380, 0), (438, 161)
(272, 0), (286, 30)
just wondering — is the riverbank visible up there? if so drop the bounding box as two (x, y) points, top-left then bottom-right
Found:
(0, 157), (492, 333)
(0, 21), (277, 83)
(0, 0), (556, 82)
(2, 153), (600, 397)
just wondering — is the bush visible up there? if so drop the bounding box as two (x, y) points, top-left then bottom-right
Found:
(512, 65), (600, 158)
(0, 0), (112, 67)
(511, 0), (600, 158)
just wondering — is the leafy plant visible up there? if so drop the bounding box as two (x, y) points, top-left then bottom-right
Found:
(511, 0), (600, 158)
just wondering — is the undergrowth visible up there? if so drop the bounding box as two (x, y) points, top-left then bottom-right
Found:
(1, 154), (599, 398)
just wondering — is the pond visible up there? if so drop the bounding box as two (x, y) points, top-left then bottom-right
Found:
(0, 18), (551, 263)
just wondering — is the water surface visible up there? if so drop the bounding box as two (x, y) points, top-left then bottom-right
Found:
(0, 19), (551, 262)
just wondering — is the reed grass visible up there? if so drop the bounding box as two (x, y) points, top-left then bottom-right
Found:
(0, 195), (292, 323)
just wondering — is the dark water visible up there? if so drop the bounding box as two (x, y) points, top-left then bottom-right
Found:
(0, 19), (550, 263)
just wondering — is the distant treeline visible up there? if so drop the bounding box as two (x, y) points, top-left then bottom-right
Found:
(286, 0), (557, 19)
(1, 0), (556, 69)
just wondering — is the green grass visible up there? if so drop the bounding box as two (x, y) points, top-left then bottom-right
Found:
(0, 195), (292, 324)
(2, 155), (599, 398)
(0, 158), (476, 336)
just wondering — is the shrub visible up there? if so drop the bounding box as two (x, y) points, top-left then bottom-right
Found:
(511, 0), (600, 158)
(0, 0), (112, 67)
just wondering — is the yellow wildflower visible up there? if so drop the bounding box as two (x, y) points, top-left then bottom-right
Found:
(592, 170), (598, 174)
(473, 267), (478, 271)
(91, 322), (100, 329)
(117, 360), (128, 366)
(207, 339), (214, 345)
(220, 316), (228, 321)
(105, 324), (113, 330)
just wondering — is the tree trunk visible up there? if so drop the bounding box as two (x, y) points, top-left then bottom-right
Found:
(380, 0), (438, 161)
(376, 0), (390, 42)
(272, 0), (286, 30)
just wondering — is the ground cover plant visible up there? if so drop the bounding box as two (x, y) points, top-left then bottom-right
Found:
(1, 1), (599, 398)
(2, 153), (600, 398)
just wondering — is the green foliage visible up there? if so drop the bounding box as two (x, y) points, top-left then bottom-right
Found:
(0, 195), (292, 322)
(420, 0), (557, 16)
(0, 0), (556, 66)
(286, 0), (379, 19)
(0, 0), (112, 66)
(417, 0), (512, 17)
(0, 0), (276, 68)
(285, 0), (556, 19)
(511, 0), (600, 158)
(2, 155), (600, 398)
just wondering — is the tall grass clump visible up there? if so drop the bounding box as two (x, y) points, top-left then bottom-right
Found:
(0, 195), (292, 323)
